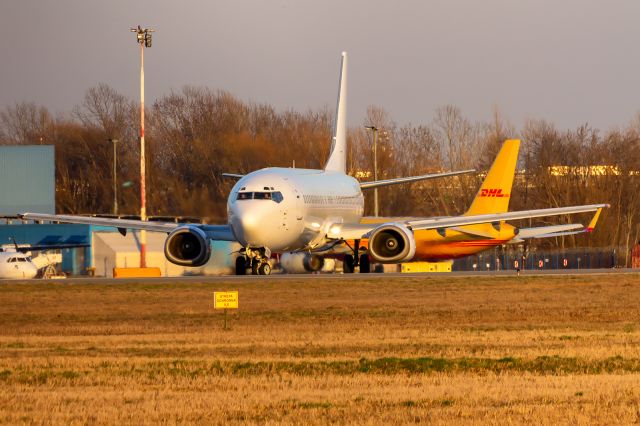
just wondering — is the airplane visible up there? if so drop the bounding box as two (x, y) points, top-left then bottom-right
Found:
(0, 251), (38, 279)
(285, 139), (605, 273)
(0, 240), (89, 279)
(20, 52), (608, 276)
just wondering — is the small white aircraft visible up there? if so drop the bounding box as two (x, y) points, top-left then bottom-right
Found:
(21, 52), (607, 275)
(0, 241), (88, 279)
(0, 251), (38, 279)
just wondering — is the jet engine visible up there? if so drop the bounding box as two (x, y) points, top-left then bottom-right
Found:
(367, 223), (416, 263)
(280, 252), (325, 273)
(164, 226), (211, 267)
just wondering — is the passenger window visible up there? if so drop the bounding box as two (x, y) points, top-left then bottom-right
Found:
(237, 192), (253, 200)
(18, 258), (26, 262)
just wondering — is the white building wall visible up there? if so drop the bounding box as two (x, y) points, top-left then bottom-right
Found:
(92, 231), (238, 277)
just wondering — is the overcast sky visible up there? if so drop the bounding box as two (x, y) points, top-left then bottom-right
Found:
(2, 0), (640, 131)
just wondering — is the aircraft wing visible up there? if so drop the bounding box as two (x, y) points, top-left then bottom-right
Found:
(326, 223), (376, 240)
(514, 224), (584, 240)
(326, 204), (608, 240)
(21, 213), (177, 232)
(19, 213), (237, 241)
(509, 206), (604, 242)
(359, 169), (474, 190)
(18, 243), (90, 252)
(405, 204), (608, 231)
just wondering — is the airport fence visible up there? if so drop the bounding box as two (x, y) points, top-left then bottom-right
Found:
(452, 246), (620, 272)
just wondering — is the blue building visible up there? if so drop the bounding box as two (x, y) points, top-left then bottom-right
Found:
(0, 223), (94, 275)
(0, 145), (93, 275)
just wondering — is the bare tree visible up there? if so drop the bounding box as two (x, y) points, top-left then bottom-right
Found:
(0, 102), (52, 145)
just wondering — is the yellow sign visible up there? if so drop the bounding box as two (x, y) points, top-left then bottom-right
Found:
(214, 291), (238, 309)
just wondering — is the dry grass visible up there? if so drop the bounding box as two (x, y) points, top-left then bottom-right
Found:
(1, 274), (640, 424)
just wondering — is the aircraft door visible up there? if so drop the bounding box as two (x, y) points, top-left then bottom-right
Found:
(294, 190), (304, 220)
(284, 177), (304, 221)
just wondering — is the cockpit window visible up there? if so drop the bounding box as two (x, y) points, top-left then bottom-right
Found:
(253, 192), (271, 200)
(236, 191), (284, 203)
(17, 257), (26, 262)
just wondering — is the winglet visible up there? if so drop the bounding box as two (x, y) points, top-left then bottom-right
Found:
(586, 206), (606, 232)
(324, 52), (348, 173)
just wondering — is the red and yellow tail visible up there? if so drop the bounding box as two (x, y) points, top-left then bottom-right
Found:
(465, 139), (520, 216)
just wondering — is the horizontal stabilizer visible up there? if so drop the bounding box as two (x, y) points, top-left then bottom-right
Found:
(222, 173), (244, 179)
(360, 169), (474, 190)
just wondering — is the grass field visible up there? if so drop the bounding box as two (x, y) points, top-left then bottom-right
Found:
(1, 274), (640, 424)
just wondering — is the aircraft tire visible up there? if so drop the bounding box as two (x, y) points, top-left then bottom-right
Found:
(258, 262), (271, 275)
(235, 256), (247, 275)
(359, 254), (370, 273)
(343, 255), (355, 273)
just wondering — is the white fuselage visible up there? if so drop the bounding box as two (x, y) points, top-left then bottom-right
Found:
(227, 167), (364, 252)
(0, 252), (38, 279)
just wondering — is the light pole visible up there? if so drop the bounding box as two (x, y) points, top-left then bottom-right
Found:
(131, 25), (153, 268)
(365, 125), (379, 216)
(108, 138), (119, 215)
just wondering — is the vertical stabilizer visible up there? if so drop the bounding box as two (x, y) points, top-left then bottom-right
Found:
(324, 52), (348, 173)
(464, 139), (520, 215)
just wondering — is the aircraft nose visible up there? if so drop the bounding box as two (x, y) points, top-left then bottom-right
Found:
(231, 203), (271, 246)
(27, 263), (38, 279)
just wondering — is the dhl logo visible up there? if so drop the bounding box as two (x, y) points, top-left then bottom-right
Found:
(480, 188), (509, 198)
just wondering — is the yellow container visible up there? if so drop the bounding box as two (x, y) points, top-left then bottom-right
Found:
(113, 267), (162, 278)
(401, 261), (452, 273)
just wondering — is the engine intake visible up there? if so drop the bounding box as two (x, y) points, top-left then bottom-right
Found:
(368, 223), (416, 263)
(164, 226), (211, 267)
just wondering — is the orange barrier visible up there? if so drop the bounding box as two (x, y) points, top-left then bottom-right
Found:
(113, 267), (162, 278)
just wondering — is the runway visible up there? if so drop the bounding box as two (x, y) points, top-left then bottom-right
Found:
(0, 268), (636, 285)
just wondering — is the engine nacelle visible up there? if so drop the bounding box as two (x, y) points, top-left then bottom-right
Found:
(280, 252), (325, 273)
(164, 226), (211, 267)
(368, 223), (416, 263)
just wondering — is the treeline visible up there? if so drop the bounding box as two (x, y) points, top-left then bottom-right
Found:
(1, 84), (639, 264)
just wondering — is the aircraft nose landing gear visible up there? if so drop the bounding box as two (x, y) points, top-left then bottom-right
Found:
(235, 247), (272, 275)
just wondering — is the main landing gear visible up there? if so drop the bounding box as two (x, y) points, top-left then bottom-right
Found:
(343, 239), (371, 274)
(235, 247), (272, 275)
